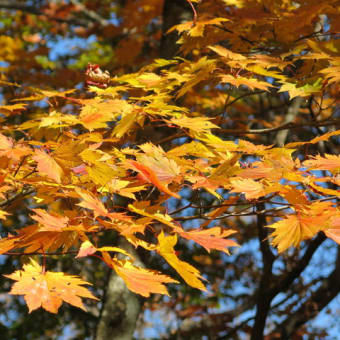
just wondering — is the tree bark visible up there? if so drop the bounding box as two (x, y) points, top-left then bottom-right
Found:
(95, 3), (191, 339)
(278, 246), (340, 339)
(95, 239), (144, 340)
(95, 270), (142, 340)
(161, 0), (191, 58)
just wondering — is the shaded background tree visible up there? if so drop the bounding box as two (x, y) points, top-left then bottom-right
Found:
(0, 1), (339, 340)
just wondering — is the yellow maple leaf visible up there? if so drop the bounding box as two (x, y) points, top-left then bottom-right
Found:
(268, 203), (334, 252)
(112, 259), (178, 297)
(4, 259), (98, 313)
(230, 178), (266, 200)
(157, 232), (206, 290)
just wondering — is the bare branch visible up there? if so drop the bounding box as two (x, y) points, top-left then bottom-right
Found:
(270, 232), (326, 297)
(0, 1), (106, 27)
(0, 186), (35, 209)
(69, 0), (109, 26)
(276, 246), (340, 338)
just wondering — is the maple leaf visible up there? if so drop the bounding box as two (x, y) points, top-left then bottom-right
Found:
(4, 259), (98, 313)
(138, 143), (182, 184)
(180, 227), (238, 254)
(32, 149), (64, 183)
(303, 154), (340, 172)
(230, 178), (266, 200)
(0, 133), (30, 163)
(76, 189), (130, 222)
(78, 98), (131, 131)
(168, 116), (219, 133)
(0, 209), (9, 220)
(0, 103), (27, 115)
(128, 203), (182, 232)
(127, 160), (180, 199)
(31, 209), (69, 231)
(76, 240), (132, 259)
(112, 259), (178, 297)
(157, 232), (206, 290)
(268, 203), (334, 252)
(75, 188), (108, 218)
(0, 237), (16, 255)
(278, 80), (322, 100)
(324, 216), (340, 244)
(286, 130), (340, 148)
(220, 75), (272, 91)
(209, 45), (246, 61)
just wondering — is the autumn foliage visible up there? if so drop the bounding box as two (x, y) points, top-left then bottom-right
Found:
(0, 0), (340, 338)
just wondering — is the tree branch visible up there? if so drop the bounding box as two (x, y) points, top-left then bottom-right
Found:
(250, 204), (275, 340)
(69, 0), (109, 26)
(217, 118), (340, 135)
(0, 1), (103, 27)
(277, 245), (340, 339)
(270, 232), (326, 297)
(275, 97), (303, 146)
(95, 238), (144, 340)
(0, 185), (35, 209)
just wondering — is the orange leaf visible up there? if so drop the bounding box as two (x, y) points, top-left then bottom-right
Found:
(76, 240), (97, 258)
(31, 209), (69, 231)
(180, 227), (238, 254)
(268, 204), (334, 252)
(158, 232), (206, 291)
(0, 133), (30, 163)
(127, 160), (180, 199)
(75, 189), (109, 218)
(325, 216), (340, 244)
(112, 259), (178, 297)
(4, 259), (98, 313)
(303, 154), (340, 172)
(32, 149), (63, 183)
(230, 178), (266, 200)
(325, 229), (340, 245)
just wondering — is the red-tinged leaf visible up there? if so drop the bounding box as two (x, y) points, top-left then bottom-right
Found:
(32, 149), (63, 183)
(76, 240), (97, 258)
(72, 164), (88, 175)
(31, 209), (69, 231)
(112, 259), (178, 297)
(4, 259), (98, 313)
(180, 227), (238, 254)
(127, 160), (180, 199)
(230, 178), (266, 200)
(158, 232), (206, 291)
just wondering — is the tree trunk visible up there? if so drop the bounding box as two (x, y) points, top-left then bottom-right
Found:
(95, 239), (144, 340)
(95, 270), (142, 340)
(95, 2), (190, 338)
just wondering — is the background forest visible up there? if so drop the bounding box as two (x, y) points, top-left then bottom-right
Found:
(0, 1), (340, 339)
